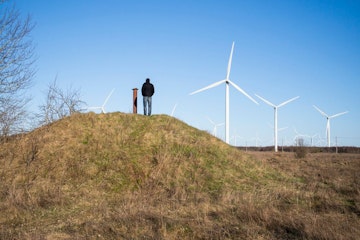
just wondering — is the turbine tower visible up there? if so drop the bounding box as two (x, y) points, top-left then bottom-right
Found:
(88, 88), (115, 114)
(190, 42), (258, 144)
(313, 105), (348, 147)
(255, 94), (299, 152)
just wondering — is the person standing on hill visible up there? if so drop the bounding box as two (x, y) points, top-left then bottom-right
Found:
(141, 78), (155, 116)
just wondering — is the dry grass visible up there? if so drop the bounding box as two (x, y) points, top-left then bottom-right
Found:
(0, 112), (359, 239)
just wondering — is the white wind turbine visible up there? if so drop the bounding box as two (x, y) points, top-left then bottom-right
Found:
(255, 94), (299, 152)
(230, 135), (243, 146)
(293, 127), (308, 146)
(207, 117), (224, 138)
(293, 128), (318, 147)
(88, 88), (115, 114)
(313, 105), (348, 147)
(190, 42), (258, 144)
(251, 132), (262, 147)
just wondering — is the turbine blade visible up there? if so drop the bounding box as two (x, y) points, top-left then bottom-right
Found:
(228, 80), (259, 104)
(278, 126), (288, 132)
(189, 79), (226, 95)
(330, 111), (348, 119)
(226, 42), (235, 80)
(255, 94), (276, 107)
(103, 88), (115, 106)
(171, 103), (178, 116)
(278, 96), (299, 108)
(313, 105), (328, 118)
(88, 106), (101, 110)
(206, 116), (215, 125)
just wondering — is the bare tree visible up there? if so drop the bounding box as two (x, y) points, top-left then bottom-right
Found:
(0, 2), (35, 136)
(38, 78), (85, 125)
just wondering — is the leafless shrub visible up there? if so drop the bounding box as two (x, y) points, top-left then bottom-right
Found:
(37, 78), (85, 125)
(294, 146), (307, 158)
(294, 138), (308, 159)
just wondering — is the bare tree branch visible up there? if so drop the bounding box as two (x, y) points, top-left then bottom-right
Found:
(0, 4), (35, 95)
(0, 2), (36, 136)
(37, 78), (85, 125)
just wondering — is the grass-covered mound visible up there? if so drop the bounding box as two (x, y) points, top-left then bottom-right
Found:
(0, 112), (359, 239)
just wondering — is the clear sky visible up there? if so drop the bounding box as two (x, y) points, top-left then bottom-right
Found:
(10, 0), (360, 147)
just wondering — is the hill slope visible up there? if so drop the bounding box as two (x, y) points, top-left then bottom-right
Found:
(0, 112), (359, 239)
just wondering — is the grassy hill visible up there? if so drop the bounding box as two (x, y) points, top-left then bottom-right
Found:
(0, 112), (359, 239)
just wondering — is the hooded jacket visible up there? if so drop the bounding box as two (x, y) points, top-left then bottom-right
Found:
(141, 79), (155, 97)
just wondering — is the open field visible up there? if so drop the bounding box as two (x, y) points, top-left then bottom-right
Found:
(0, 112), (359, 239)
(237, 146), (360, 154)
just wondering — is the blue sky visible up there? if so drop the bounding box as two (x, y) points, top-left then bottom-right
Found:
(11, 0), (360, 147)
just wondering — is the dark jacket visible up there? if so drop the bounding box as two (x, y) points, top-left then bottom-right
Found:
(142, 80), (155, 97)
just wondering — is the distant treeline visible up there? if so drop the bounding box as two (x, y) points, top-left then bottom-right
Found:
(236, 146), (360, 154)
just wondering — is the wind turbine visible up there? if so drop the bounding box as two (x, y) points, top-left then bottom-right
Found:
(309, 133), (318, 147)
(293, 127), (308, 146)
(294, 128), (318, 147)
(230, 135), (243, 146)
(251, 132), (262, 147)
(190, 42), (258, 144)
(88, 88), (115, 114)
(255, 94), (299, 152)
(207, 117), (224, 138)
(313, 105), (348, 147)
